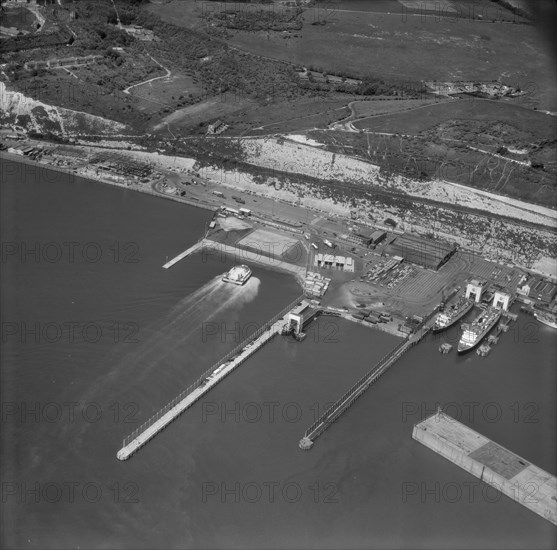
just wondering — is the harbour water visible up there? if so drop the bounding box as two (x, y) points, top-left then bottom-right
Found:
(1, 160), (555, 549)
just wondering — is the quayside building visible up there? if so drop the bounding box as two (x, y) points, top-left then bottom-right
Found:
(385, 233), (457, 270)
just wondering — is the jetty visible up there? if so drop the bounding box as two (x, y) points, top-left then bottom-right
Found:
(477, 344), (491, 356)
(117, 295), (305, 460)
(163, 239), (207, 269)
(439, 343), (453, 354)
(299, 325), (430, 450)
(413, 410), (557, 526)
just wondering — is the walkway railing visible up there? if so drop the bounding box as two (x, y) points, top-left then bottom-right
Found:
(122, 294), (305, 447)
(302, 327), (430, 444)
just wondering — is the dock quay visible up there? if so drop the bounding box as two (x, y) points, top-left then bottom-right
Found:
(413, 410), (557, 525)
(503, 311), (518, 321)
(477, 344), (491, 356)
(299, 325), (430, 450)
(201, 240), (308, 284)
(163, 238), (206, 269)
(117, 295), (305, 460)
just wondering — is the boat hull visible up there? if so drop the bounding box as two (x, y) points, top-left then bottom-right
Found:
(432, 301), (474, 334)
(457, 308), (502, 354)
(222, 265), (252, 285)
(457, 342), (478, 354)
(534, 314), (557, 330)
(222, 273), (251, 285)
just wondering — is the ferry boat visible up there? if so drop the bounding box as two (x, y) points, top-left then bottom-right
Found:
(533, 311), (557, 330)
(432, 296), (474, 334)
(222, 265), (252, 285)
(457, 306), (502, 354)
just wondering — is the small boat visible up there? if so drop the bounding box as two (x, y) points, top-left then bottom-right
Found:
(534, 311), (557, 330)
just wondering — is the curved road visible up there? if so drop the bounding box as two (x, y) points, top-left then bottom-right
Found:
(123, 53), (171, 95)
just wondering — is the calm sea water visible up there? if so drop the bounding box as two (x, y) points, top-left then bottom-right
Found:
(1, 159), (555, 549)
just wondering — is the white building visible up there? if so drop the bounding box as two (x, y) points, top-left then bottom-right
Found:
(315, 254), (355, 273)
(465, 279), (486, 303)
(493, 291), (511, 311)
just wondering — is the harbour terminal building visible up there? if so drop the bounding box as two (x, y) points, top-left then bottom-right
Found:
(343, 228), (387, 248)
(315, 254), (355, 272)
(384, 233), (457, 271)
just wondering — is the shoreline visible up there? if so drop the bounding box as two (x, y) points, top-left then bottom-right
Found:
(1, 151), (311, 289)
(0, 151), (218, 213)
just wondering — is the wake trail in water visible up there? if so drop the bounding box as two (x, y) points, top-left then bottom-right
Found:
(75, 275), (261, 407)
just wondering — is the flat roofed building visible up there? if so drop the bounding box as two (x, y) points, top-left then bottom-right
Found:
(369, 230), (387, 244)
(315, 253), (355, 272)
(525, 276), (557, 304)
(385, 233), (456, 270)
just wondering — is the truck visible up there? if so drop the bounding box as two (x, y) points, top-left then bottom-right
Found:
(212, 190), (225, 198)
(232, 196), (246, 204)
(239, 207), (251, 216)
(311, 243), (318, 250)
(324, 239), (334, 248)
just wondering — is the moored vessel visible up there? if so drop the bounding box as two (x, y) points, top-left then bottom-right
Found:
(534, 311), (557, 330)
(433, 295), (474, 333)
(457, 306), (502, 354)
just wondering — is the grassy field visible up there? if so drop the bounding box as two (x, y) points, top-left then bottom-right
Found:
(150, 1), (555, 110)
(331, 0), (527, 21)
(349, 97), (448, 118)
(153, 95), (350, 136)
(352, 98), (556, 138)
(130, 73), (204, 115)
(152, 95), (255, 134)
(1, 5), (39, 33)
(223, 97), (350, 135)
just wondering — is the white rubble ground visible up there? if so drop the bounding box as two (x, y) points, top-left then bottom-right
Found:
(286, 134), (325, 147)
(235, 136), (557, 229)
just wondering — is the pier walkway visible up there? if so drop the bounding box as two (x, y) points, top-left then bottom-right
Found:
(163, 238), (207, 269)
(117, 295), (304, 460)
(299, 325), (430, 450)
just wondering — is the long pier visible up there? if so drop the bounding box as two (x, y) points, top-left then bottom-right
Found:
(117, 295), (304, 460)
(299, 326), (430, 450)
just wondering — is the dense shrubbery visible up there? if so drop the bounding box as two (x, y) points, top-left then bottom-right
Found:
(1, 29), (73, 53)
(203, 7), (303, 32)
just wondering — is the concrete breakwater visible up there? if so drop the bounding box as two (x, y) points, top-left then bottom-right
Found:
(117, 295), (305, 460)
(413, 410), (557, 526)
